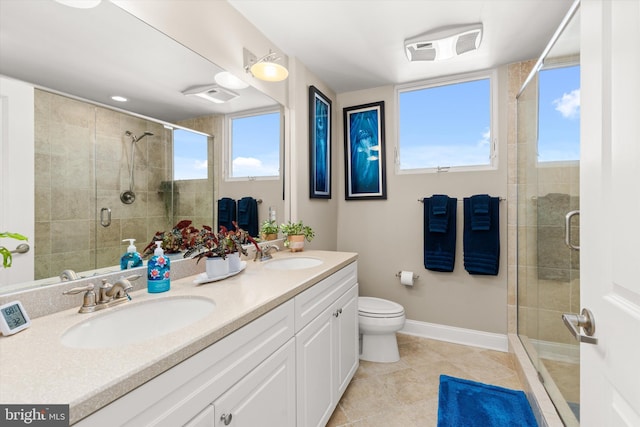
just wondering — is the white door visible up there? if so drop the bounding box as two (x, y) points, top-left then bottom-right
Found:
(0, 77), (34, 286)
(335, 284), (359, 397)
(214, 339), (296, 427)
(580, 1), (640, 425)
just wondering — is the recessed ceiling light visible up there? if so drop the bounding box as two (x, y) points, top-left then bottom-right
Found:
(111, 96), (127, 102)
(214, 71), (249, 90)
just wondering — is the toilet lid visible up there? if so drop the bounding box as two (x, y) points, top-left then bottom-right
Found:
(358, 297), (404, 316)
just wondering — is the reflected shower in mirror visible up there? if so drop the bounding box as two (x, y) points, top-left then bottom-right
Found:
(0, 0), (284, 294)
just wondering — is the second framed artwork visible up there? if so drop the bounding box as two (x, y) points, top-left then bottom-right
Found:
(343, 101), (387, 200)
(309, 86), (331, 199)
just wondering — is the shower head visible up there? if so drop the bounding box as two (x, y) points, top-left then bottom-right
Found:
(124, 130), (154, 142)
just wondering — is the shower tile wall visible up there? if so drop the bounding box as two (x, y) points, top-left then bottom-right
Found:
(34, 90), (172, 280)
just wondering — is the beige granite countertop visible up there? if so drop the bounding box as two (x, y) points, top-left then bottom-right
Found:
(0, 250), (357, 424)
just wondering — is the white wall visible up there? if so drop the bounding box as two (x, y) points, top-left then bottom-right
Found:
(336, 68), (510, 334)
(112, 0), (510, 334)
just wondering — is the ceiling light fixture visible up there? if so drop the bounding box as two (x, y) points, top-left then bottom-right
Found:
(182, 85), (239, 104)
(243, 48), (289, 82)
(404, 23), (483, 62)
(111, 95), (127, 102)
(214, 71), (250, 90)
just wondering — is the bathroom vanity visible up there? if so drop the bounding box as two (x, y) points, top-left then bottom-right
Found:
(0, 250), (358, 426)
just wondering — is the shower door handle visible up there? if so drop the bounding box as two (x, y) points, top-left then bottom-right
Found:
(564, 210), (580, 250)
(100, 207), (111, 227)
(562, 308), (597, 344)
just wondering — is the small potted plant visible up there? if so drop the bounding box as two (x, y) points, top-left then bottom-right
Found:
(280, 220), (315, 252)
(260, 219), (279, 241)
(0, 232), (28, 268)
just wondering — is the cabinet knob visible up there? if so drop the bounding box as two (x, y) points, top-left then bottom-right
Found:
(333, 308), (343, 317)
(220, 413), (233, 425)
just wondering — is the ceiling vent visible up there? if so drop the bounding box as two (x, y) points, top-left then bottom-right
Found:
(404, 23), (483, 62)
(182, 85), (239, 104)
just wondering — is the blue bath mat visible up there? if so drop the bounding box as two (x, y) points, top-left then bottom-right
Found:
(437, 375), (538, 427)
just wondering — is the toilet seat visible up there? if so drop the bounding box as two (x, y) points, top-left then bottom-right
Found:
(358, 297), (404, 318)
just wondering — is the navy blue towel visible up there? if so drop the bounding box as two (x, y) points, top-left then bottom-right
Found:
(238, 197), (259, 237)
(429, 194), (450, 233)
(217, 197), (236, 231)
(463, 196), (500, 275)
(424, 196), (457, 272)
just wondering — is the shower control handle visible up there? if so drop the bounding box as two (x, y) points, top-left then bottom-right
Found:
(562, 308), (597, 344)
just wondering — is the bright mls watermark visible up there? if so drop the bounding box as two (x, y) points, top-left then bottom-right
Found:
(1, 405), (68, 426)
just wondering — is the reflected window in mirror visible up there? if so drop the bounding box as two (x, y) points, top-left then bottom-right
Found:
(538, 64), (580, 163)
(228, 109), (281, 180)
(174, 128), (208, 180)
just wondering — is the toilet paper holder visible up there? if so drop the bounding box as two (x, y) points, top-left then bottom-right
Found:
(395, 271), (419, 280)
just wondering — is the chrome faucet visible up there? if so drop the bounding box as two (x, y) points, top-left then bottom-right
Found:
(63, 274), (140, 313)
(254, 244), (280, 262)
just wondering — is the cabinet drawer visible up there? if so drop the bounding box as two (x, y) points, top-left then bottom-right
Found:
(294, 262), (357, 333)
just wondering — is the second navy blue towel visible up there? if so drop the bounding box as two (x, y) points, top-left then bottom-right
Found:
(463, 195), (500, 275)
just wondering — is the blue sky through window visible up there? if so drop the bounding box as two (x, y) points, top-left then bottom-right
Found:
(173, 128), (208, 180)
(399, 78), (491, 170)
(538, 65), (580, 162)
(231, 111), (280, 177)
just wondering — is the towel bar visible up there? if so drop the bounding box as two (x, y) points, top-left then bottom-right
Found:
(418, 197), (505, 203)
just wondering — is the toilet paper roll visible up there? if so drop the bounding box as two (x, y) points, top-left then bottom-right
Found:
(400, 271), (414, 286)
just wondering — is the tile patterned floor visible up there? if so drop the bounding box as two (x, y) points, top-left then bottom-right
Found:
(327, 333), (525, 427)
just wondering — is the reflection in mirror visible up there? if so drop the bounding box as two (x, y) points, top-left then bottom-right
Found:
(0, 0), (283, 294)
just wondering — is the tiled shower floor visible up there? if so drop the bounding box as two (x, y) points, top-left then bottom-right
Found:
(327, 333), (525, 427)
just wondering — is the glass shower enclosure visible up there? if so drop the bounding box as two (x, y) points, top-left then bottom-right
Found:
(516, 1), (581, 425)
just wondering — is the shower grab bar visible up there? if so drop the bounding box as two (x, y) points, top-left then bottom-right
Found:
(564, 210), (580, 250)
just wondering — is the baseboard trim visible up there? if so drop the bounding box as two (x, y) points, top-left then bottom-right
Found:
(400, 319), (508, 352)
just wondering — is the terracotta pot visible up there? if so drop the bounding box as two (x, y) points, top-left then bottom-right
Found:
(262, 233), (278, 241)
(287, 235), (305, 252)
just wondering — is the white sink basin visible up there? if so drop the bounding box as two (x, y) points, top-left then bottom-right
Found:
(264, 257), (323, 270)
(61, 296), (215, 349)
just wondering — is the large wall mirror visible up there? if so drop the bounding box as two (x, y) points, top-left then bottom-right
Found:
(0, 0), (285, 293)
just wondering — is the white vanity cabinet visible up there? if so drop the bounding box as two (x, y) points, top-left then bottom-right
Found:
(294, 262), (359, 427)
(73, 260), (358, 427)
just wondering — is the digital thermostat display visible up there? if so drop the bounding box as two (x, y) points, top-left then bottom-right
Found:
(0, 301), (31, 336)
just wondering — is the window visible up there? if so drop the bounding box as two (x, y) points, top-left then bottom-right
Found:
(538, 64), (580, 163)
(228, 109), (281, 179)
(398, 72), (494, 172)
(173, 128), (208, 180)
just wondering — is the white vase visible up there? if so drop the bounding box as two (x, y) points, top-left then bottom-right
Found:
(227, 252), (242, 273)
(206, 256), (229, 278)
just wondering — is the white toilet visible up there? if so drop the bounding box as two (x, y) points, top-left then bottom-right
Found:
(358, 297), (406, 363)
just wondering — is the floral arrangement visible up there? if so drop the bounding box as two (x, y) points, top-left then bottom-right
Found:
(143, 220), (260, 264)
(280, 220), (315, 248)
(182, 222), (260, 264)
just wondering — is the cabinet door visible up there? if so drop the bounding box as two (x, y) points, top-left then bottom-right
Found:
(334, 283), (359, 397)
(296, 305), (334, 427)
(213, 339), (296, 427)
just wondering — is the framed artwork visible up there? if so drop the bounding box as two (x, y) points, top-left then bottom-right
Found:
(309, 85), (331, 199)
(343, 101), (387, 200)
